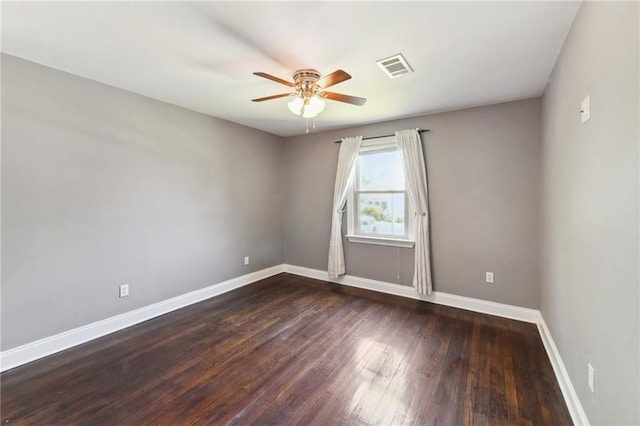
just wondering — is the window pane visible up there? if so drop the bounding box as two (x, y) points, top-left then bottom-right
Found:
(358, 149), (404, 191)
(357, 193), (406, 237)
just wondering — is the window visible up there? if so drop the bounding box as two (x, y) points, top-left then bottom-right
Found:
(347, 137), (415, 247)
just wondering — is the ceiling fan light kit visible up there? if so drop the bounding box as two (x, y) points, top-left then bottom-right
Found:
(252, 68), (366, 128)
(289, 95), (325, 118)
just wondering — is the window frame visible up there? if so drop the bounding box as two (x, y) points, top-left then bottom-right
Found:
(346, 136), (415, 248)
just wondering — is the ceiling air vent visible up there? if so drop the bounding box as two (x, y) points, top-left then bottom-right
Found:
(376, 54), (413, 79)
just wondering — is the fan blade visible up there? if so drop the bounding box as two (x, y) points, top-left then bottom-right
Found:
(316, 70), (351, 89)
(252, 93), (294, 102)
(254, 72), (294, 87)
(319, 91), (367, 106)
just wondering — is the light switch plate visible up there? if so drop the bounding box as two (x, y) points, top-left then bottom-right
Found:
(581, 95), (591, 124)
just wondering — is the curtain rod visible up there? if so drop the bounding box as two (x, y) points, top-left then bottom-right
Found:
(333, 129), (429, 143)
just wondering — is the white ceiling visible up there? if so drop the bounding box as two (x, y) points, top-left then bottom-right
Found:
(1, 1), (580, 137)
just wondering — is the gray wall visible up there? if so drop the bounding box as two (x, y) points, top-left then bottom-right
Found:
(284, 98), (542, 309)
(1, 54), (284, 350)
(540, 2), (640, 425)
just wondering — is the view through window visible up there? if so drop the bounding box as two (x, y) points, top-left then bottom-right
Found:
(352, 140), (409, 239)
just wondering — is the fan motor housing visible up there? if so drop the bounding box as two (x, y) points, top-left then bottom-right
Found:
(293, 69), (321, 97)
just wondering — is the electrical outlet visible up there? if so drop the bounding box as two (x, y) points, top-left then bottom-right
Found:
(244, 256), (249, 266)
(588, 363), (595, 393)
(119, 284), (129, 298)
(485, 272), (494, 284)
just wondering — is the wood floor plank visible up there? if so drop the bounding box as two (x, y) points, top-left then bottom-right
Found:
(1, 273), (572, 425)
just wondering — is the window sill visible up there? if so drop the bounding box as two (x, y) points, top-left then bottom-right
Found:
(346, 235), (415, 248)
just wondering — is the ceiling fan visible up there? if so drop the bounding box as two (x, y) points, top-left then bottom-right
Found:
(252, 69), (366, 119)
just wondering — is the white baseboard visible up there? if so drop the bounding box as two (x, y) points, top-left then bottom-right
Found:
(0, 264), (285, 372)
(537, 314), (590, 425)
(283, 264), (539, 323)
(283, 263), (587, 426)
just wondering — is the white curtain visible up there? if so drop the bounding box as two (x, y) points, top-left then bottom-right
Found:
(328, 136), (363, 278)
(396, 129), (433, 295)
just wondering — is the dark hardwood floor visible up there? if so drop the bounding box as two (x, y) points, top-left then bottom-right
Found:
(1, 273), (571, 425)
